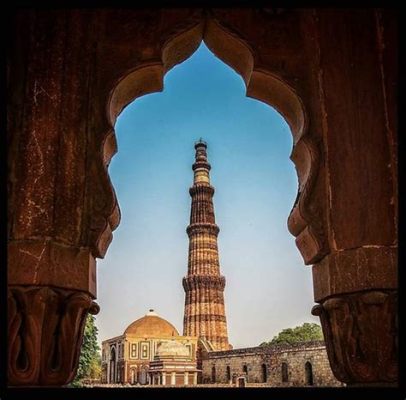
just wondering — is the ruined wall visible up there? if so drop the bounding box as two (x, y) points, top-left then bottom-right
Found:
(202, 341), (342, 386)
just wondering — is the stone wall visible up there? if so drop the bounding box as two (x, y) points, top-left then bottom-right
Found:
(201, 341), (342, 387)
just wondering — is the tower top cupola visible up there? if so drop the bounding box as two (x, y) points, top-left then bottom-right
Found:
(192, 138), (211, 184)
(194, 138), (207, 149)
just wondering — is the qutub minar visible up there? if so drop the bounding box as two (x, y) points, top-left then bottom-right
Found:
(100, 140), (340, 386)
(182, 139), (230, 351)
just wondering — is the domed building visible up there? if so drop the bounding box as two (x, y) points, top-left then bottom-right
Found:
(101, 310), (199, 385)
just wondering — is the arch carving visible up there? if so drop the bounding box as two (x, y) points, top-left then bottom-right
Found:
(96, 14), (327, 265)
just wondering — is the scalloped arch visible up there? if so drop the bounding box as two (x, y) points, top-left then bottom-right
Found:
(104, 16), (326, 265)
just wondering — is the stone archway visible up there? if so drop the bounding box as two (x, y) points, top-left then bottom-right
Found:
(109, 346), (116, 383)
(107, 19), (323, 265)
(7, 8), (397, 387)
(139, 365), (148, 385)
(305, 361), (314, 386)
(131, 366), (138, 384)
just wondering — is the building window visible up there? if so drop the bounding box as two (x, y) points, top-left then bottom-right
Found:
(141, 343), (149, 359)
(261, 364), (267, 383)
(131, 343), (137, 358)
(282, 362), (289, 383)
(211, 366), (216, 383)
(226, 366), (231, 382)
(305, 361), (313, 386)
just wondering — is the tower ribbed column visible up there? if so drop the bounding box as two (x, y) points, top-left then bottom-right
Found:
(182, 140), (229, 351)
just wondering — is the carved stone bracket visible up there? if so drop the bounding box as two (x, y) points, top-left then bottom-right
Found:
(287, 135), (328, 265)
(312, 290), (397, 385)
(8, 285), (99, 386)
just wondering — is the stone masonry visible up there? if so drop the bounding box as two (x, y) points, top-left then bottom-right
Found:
(202, 341), (342, 387)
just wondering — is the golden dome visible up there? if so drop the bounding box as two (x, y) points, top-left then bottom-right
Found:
(124, 310), (179, 337)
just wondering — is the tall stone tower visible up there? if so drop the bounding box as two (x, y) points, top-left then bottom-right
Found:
(182, 140), (230, 351)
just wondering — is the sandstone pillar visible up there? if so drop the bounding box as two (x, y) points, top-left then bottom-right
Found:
(308, 9), (398, 386)
(7, 10), (119, 386)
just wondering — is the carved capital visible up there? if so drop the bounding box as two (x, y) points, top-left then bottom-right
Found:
(8, 285), (99, 386)
(312, 290), (397, 385)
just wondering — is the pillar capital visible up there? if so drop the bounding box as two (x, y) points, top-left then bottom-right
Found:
(8, 286), (99, 386)
(312, 289), (397, 385)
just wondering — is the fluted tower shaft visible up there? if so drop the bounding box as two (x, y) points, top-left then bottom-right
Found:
(182, 140), (229, 351)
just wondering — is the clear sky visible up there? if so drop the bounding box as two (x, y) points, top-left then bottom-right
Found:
(96, 42), (319, 349)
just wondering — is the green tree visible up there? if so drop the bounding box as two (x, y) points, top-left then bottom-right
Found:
(70, 314), (101, 387)
(259, 322), (323, 347)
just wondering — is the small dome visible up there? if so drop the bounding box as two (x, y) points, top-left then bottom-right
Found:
(124, 310), (179, 337)
(155, 340), (190, 359)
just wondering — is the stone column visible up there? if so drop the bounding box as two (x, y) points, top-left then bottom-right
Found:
(307, 9), (398, 386)
(7, 10), (119, 386)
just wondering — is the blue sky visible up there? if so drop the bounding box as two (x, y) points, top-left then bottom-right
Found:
(96, 42), (319, 348)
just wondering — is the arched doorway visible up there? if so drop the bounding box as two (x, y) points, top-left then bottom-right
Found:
(261, 364), (267, 383)
(226, 366), (231, 382)
(139, 365), (148, 385)
(109, 346), (116, 383)
(211, 366), (216, 383)
(305, 361), (314, 386)
(282, 362), (289, 383)
(130, 368), (137, 384)
(242, 364), (248, 382)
